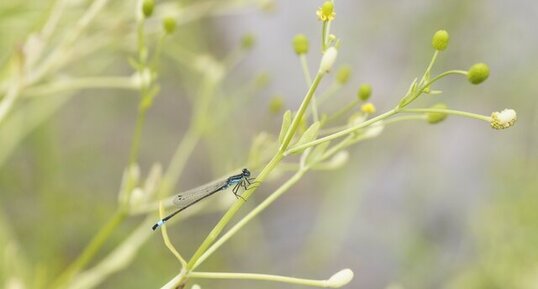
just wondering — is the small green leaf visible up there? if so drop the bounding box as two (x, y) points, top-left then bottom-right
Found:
(278, 110), (292, 144)
(292, 121), (320, 154)
(398, 78), (418, 108)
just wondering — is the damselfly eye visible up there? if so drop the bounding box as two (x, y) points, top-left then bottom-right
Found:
(242, 168), (250, 177)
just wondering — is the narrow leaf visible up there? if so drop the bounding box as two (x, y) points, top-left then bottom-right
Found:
(278, 110), (292, 144)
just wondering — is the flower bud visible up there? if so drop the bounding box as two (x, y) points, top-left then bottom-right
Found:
(432, 30), (449, 51)
(426, 103), (448, 124)
(241, 33), (255, 50)
(163, 16), (177, 34)
(319, 47), (338, 74)
(142, 0), (154, 18)
(361, 102), (376, 114)
(490, 109), (517, 129)
(268, 96), (284, 114)
(326, 269), (354, 288)
(317, 1), (336, 22)
(336, 65), (352, 84)
(357, 83), (372, 101)
(292, 34), (309, 55)
(467, 63), (490, 85)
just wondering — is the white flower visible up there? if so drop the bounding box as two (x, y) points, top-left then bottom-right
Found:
(326, 268), (354, 288)
(131, 68), (152, 88)
(319, 47), (338, 74)
(490, 109), (517, 130)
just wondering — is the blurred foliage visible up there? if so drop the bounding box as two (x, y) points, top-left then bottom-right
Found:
(1, 0), (537, 289)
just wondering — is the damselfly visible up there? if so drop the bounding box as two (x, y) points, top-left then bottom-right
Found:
(152, 168), (255, 230)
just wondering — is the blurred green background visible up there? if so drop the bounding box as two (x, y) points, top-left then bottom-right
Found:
(1, 0), (537, 288)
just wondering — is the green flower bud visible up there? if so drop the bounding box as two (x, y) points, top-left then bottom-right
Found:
(336, 65), (352, 84)
(292, 34), (309, 55)
(426, 103), (448, 124)
(432, 30), (449, 51)
(357, 83), (372, 101)
(142, 0), (154, 18)
(241, 34), (255, 50)
(467, 63), (490, 85)
(163, 17), (177, 34)
(269, 96), (284, 114)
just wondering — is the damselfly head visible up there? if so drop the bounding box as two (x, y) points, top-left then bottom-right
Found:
(242, 168), (251, 177)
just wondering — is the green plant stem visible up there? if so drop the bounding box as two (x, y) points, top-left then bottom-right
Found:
(421, 50), (439, 84)
(52, 13), (152, 288)
(399, 69), (468, 108)
(23, 77), (138, 97)
(184, 71), (326, 283)
(280, 72), (325, 151)
(41, 0), (68, 42)
(400, 108), (491, 122)
(195, 114), (430, 269)
(185, 153), (283, 270)
(50, 210), (127, 289)
(286, 109), (397, 155)
(383, 114), (426, 124)
(192, 169), (306, 270)
(300, 55), (313, 85)
(427, 70), (468, 86)
(321, 21), (328, 51)
(159, 203), (188, 267)
(189, 271), (333, 288)
(300, 55), (319, 122)
(128, 17), (152, 167)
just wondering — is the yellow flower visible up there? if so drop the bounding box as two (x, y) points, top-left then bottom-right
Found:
(316, 1), (335, 22)
(361, 102), (376, 114)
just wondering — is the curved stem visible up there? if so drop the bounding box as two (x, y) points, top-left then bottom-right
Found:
(400, 108), (491, 122)
(159, 203), (187, 267)
(189, 271), (333, 288)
